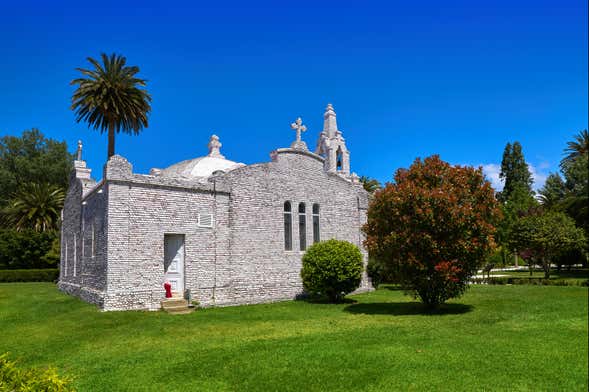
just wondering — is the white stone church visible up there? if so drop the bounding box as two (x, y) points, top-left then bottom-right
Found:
(59, 104), (372, 311)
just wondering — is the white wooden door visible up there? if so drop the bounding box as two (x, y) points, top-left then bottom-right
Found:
(164, 234), (184, 294)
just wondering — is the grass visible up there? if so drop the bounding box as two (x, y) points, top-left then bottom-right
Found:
(1, 283), (587, 391)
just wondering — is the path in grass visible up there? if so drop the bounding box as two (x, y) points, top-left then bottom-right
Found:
(0, 283), (587, 391)
(490, 268), (589, 281)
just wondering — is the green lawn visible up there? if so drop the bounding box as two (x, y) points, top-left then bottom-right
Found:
(1, 283), (587, 391)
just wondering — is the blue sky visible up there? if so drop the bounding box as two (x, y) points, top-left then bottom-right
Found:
(0, 0), (587, 190)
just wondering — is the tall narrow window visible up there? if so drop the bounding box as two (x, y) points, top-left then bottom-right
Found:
(336, 146), (343, 171)
(91, 222), (96, 258)
(299, 203), (306, 251)
(64, 237), (68, 277)
(283, 201), (292, 251)
(73, 233), (77, 277)
(312, 204), (320, 243)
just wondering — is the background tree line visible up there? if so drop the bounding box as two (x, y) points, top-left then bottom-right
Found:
(365, 129), (588, 296)
(0, 129), (72, 269)
(496, 131), (588, 276)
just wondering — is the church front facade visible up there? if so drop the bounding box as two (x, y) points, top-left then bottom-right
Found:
(59, 104), (372, 311)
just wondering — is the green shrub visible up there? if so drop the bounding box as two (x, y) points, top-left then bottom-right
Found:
(0, 229), (59, 269)
(0, 353), (74, 391)
(301, 239), (363, 302)
(0, 269), (59, 283)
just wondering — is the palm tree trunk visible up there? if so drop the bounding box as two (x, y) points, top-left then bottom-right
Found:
(108, 121), (115, 159)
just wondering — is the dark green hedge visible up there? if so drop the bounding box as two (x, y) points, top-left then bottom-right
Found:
(471, 276), (589, 287)
(0, 269), (59, 283)
(0, 229), (59, 269)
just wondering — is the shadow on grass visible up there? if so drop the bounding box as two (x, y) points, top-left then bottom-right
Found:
(343, 302), (473, 316)
(297, 296), (358, 305)
(379, 285), (404, 291)
(295, 292), (358, 304)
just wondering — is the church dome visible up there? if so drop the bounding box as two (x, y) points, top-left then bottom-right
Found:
(159, 135), (244, 179)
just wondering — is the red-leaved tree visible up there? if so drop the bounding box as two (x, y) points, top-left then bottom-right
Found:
(363, 155), (501, 308)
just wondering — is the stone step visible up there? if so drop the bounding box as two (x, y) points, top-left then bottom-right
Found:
(161, 298), (188, 308)
(161, 297), (194, 314)
(163, 304), (190, 311)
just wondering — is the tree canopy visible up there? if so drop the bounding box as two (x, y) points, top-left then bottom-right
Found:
(359, 175), (381, 193)
(538, 132), (588, 236)
(498, 141), (534, 202)
(1, 183), (65, 232)
(561, 129), (588, 170)
(0, 129), (72, 208)
(71, 53), (152, 159)
(510, 211), (586, 278)
(538, 173), (566, 209)
(363, 155), (501, 308)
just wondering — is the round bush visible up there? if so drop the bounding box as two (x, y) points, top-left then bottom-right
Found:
(301, 239), (363, 302)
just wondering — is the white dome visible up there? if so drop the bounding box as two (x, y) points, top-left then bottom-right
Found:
(157, 135), (244, 180)
(160, 156), (244, 179)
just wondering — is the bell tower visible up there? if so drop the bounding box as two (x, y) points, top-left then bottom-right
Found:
(315, 104), (350, 175)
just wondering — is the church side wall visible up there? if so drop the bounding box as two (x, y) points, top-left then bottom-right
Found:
(103, 181), (230, 310)
(59, 178), (108, 307)
(215, 151), (371, 306)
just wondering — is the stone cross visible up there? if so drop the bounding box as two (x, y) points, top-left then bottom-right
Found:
(290, 117), (307, 143)
(76, 140), (83, 161)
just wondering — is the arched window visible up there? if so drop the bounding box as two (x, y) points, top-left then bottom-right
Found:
(336, 146), (343, 171)
(312, 204), (320, 243)
(298, 203), (306, 251)
(283, 201), (292, 251)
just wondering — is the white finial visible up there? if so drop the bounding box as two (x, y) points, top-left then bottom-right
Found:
(323, 103), (338, 138)
(208, 134), (225, 158)
(76, 140), (83, 161)
(290, 117), (308, 150)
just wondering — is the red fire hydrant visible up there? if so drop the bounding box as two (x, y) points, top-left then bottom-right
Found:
(164, 282), (172, 298)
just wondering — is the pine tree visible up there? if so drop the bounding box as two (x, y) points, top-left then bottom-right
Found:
(498, 141), (534, 202)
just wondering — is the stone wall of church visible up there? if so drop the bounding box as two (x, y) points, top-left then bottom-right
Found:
(103, 181), (231, 310)
(211, 148), (371, 306)
(100, 156), (232, 310)
(60, 151), (371, 311)
(59, 174), (108, 307)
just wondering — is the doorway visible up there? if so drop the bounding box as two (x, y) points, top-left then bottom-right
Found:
(164, 234), (185, 294)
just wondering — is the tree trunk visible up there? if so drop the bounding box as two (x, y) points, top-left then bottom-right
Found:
(107, 122), (115, 159)
(514, 252), (519, 268)
(543, 257), (550, 279)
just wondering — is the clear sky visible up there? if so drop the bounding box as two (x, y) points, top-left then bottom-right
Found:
(0, 0), (587, 190)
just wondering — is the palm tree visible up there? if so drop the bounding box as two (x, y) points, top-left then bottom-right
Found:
(71, 53), (152, 160)
(561, 129), (588, 169)
(1, 183), (65, 232)
(359, 175), (382, 193)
